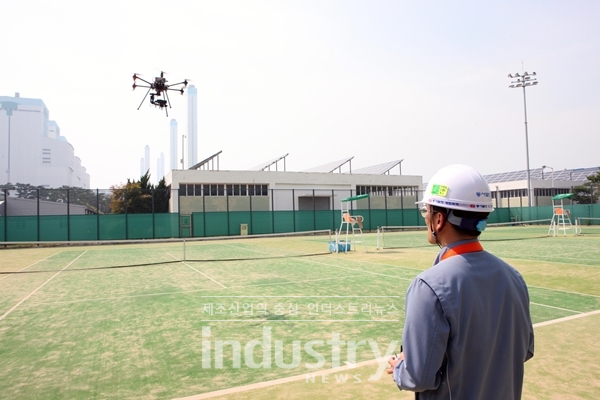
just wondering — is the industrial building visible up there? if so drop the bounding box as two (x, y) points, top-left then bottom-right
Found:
(0, 93), (90, 188)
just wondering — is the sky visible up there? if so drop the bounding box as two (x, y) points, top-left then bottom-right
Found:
(3, 0), (600, 188)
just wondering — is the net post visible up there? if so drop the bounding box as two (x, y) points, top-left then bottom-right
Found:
(184, 239), (186, 261)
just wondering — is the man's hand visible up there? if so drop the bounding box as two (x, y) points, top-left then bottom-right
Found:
(386, 352), (404, 375)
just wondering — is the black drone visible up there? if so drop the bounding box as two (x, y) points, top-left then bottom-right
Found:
(132, 71), (188, 116)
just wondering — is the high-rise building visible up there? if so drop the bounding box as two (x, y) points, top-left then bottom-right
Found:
(144, 145), (150, 175)
(157, 152), (164, 182)
(170, 119), (178, 171)
(0, 93), (90, 188)
(187, 85), (198, 167)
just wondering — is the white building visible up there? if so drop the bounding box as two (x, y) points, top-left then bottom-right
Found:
(0, 93), (90, 188)
(484, 167), (598, 207)
(187, 85), (198, 167)
(165, 155), (420, 215)
(170, 119), (178, 171)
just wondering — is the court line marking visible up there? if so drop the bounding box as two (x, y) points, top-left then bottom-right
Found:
(172, 358), (385, 400)
(529, 302), (582, 314)
(203, 295), (400, 297)
(533, 309), (600, 328)
(202, 318), (401, 324)
(173, 309), (600, 400)
(25, 274), (376, 307)
(0, 252), (63, 282)
(0, 251), (86, 322)
(303, 259), (413, 281)
(167, 253), (227, 289)
(528, 285), (600, 298)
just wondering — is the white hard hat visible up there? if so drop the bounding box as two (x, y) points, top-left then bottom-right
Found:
(419, 164), (494, 213)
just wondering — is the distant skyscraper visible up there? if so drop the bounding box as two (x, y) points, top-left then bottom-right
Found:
(170, 119), (178, 171)
(144, 145), (150, 175)
(157, 152), (165, 182)
(187, 85), (198, 167)
(0, 92), (90, 188)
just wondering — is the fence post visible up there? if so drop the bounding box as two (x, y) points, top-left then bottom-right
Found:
(97, 189), (100, 240)
(37, 188), (40, 242)
(271, 188), (275, 234)
(292, 189), (296, 233)
(67, 189), (71, 241)
(152, 188), (156, 239)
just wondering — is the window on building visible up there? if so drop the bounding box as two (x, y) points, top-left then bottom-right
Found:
(180, 183), (269, 196)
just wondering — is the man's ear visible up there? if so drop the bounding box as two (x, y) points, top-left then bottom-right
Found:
(433, 211), (446, 230)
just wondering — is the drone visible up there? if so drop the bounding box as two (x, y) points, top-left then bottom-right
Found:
(132, 71), (188, 116)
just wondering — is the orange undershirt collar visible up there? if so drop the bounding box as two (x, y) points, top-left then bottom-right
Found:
(440, 241), (484, 261)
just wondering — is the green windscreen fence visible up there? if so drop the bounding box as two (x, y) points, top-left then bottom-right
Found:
(2, 205), (600, 242)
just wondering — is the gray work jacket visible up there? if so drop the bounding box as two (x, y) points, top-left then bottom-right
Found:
(393, 239), (534, 400)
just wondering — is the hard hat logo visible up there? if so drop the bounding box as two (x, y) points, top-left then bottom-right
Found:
(430, 185), (449, 197)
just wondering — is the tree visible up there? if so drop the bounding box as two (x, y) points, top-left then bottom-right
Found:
(572, 169), (600, 204)
(0, 183), (111, 213)
(109, 171), (171, 214)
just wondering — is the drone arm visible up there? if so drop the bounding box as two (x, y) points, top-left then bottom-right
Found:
(137, 88), (152, 110)
(166, 81), (188, 89)
(134, 76), (153, 85)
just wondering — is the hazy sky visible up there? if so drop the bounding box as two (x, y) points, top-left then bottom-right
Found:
(3, 0), (599, 188)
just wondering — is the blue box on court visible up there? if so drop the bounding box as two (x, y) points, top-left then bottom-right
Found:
(329, 241), (351, 252)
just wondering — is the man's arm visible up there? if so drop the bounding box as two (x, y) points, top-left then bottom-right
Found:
(392, 278), (450, 392)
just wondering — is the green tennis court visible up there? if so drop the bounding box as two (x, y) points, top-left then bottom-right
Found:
(1, 228), (599, 399)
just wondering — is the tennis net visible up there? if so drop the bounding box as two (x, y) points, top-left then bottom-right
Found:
(0, 230), (333, 275)
(575, 217), (600, 236)
(376, 219), (553, 250)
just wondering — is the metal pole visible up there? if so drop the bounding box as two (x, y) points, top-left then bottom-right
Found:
(508, 72), (538, 207)
(7, 115), (11, 184)
(522, 86), (532, 207)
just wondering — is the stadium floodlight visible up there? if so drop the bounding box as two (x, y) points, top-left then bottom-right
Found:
(508, 71), (539, 207)
(542, 165), (555, 188)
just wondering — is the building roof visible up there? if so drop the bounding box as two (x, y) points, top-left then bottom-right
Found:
(0, 95), (47, 109)
(484, 167), (599, 184)
(189, 150), (222, 170)
(303, 157), (354, 173)
(249, 153), (289, 171)
(352, 160), (404, 175)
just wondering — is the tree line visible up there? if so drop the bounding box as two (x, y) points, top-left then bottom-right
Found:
(0, 171), (170, 214)
(2, 170), (599, 213)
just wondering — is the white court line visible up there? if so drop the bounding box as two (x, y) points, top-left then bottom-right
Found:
(304, 259), (413, 281)
(168, 253), (227, 288)
(0, 251), (86, 322)
(26, 274), (372, 307)
(529, 302), (582, 314)
(173, 310), (600, 400)
(528, 285), (600, 298)
(200, 320), (397, 322)
(0, 251), (63, 282)
(172, 358), (384, 400)
(533, 309), (600, 328)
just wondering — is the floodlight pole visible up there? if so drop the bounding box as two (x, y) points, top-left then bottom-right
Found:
(181, 134), (186, 170)
(508, 71), (538, 207)
(542, 165), (554, 188)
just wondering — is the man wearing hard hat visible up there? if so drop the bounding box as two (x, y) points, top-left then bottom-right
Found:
(388, 164), (534, 400)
